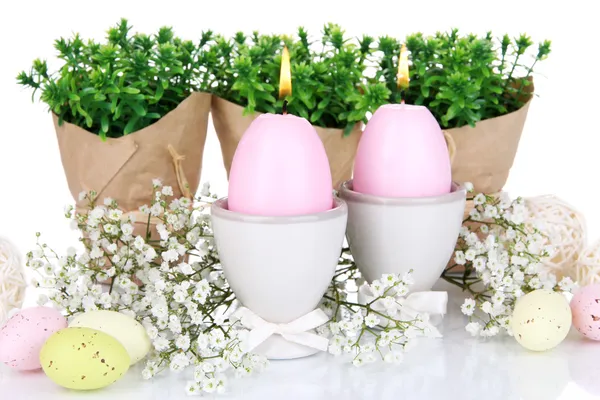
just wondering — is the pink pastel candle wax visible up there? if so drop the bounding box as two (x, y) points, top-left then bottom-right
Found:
(228, 113), (333, 216)
(353, 103), (452, 197)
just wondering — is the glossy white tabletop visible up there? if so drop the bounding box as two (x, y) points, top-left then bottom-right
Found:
(2, 280), (600, 400)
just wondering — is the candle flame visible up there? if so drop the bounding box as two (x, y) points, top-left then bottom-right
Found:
(397, 44), (410, 89)
(279, 46), (292, 99)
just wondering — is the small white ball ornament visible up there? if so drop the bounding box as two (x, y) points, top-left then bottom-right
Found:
(524, 195), (586, 279)
(574, 240), (600, 286)
(0, 237), (27, 324)
(510, 290), (572, 352)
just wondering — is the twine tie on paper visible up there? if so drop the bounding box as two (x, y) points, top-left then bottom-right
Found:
(76, 144), (193, 224)
(233, 307), (330, 353)
(167, 144), (192, 200)
(358, 283), (448, 337)
(442, 131), (457, 166)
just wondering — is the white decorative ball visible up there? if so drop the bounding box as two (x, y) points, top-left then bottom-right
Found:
(524, 195), (587, 279)
(0, 237), (27, 324)
(574, 240), (600, 286)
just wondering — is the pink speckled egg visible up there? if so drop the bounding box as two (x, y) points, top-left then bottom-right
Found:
(228, 113), (333, 216)
(353, 104), (452, 198)
(0, 307), (67, 370)
(572, 284), (600, 340)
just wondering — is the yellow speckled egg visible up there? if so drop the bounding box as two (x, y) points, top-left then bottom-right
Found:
(40, 327), (130, 390)
(510, 290), (572, 352)
(70, 310), (150, 365)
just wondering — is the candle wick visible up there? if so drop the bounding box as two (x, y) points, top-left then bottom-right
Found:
(401, 99), (405, 104)
(282, 100), (288, 115)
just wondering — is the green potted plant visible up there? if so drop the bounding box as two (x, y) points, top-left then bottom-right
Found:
(17, 19), (214, 224)
(209, 24), (389, 189)
(374, 29), (551, 194)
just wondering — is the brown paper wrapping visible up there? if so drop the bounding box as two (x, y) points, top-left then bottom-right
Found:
(211, 96), (362, 190)
(54, 92), (211, 212)
(447, 80), (534, 194)
(54, 93), (209, 282)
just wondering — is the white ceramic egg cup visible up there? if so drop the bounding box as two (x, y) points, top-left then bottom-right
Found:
(338, 180), (466, 292)
(211, 198), (348, 360)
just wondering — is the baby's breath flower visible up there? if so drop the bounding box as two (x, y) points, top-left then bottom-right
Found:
(26, 183), (256, 395)
(461, 298), (476, 316)
(454, 251), (466, 265)
(443, 193), (572, 338)
(364, 314), (380, 328)
(466, 322), (481, 336)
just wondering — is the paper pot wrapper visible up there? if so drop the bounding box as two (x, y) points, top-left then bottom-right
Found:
(447, 79), (534, 194)
(211, 96), (362, 190)
(54, 92), (210, 214)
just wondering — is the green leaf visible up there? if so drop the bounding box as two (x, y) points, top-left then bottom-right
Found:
(80, 87), (97, 96)
(317, 98), (330, 110)
(124, 116), (140, 135)
(122, 87), (141, 94)
(445, 103), (461, 122)
(129, 102), (147, 117)
(105, 85), (120, 94)
(154, 84), (165, 102)
(343, 124), (354, 137)
(310, 109), (324, 123)
(100, 114), (109, 134)
(114, 103), (123, 120)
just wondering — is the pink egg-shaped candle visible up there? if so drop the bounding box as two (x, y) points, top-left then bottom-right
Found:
(0, 307), (67, 370)
(571, 284), (600, 340)
(353, 104), (452, 198)
(228, 113), (333, 216)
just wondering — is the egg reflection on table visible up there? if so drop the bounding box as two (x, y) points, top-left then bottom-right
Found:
(510, 290), (572, 352)
(509, 349), (570, 400)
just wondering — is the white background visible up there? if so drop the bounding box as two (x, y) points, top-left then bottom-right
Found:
(0, 1), (600, 398)
(0, 0), (598, 257)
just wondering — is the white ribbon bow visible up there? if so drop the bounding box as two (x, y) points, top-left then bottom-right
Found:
(358, 283), (448, 338)
(233, 307), (330, 353)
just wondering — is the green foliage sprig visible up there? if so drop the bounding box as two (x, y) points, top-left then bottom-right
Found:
(375, 29), (551, 129)
(214, 24), (390, 136)
(18, 19), (215, 140)
(19, 22), (551, 139)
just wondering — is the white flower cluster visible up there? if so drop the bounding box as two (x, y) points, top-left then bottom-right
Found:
(27, 181), (266, 396)
(319, 260), (432, 367)
(446, 191), (575, 337)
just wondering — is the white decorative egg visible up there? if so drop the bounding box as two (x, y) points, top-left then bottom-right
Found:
(510, 289), (572, 351)
(70, 310), (150, 365)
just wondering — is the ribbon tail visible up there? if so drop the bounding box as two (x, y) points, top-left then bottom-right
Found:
(284, 308), (330, 333)
(282, 332), (330, 352)
(245, 324), (278, 353)
(405, 291), (448, 316)
(425, 325), (443, 338)
(232, 307), (277, 352)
